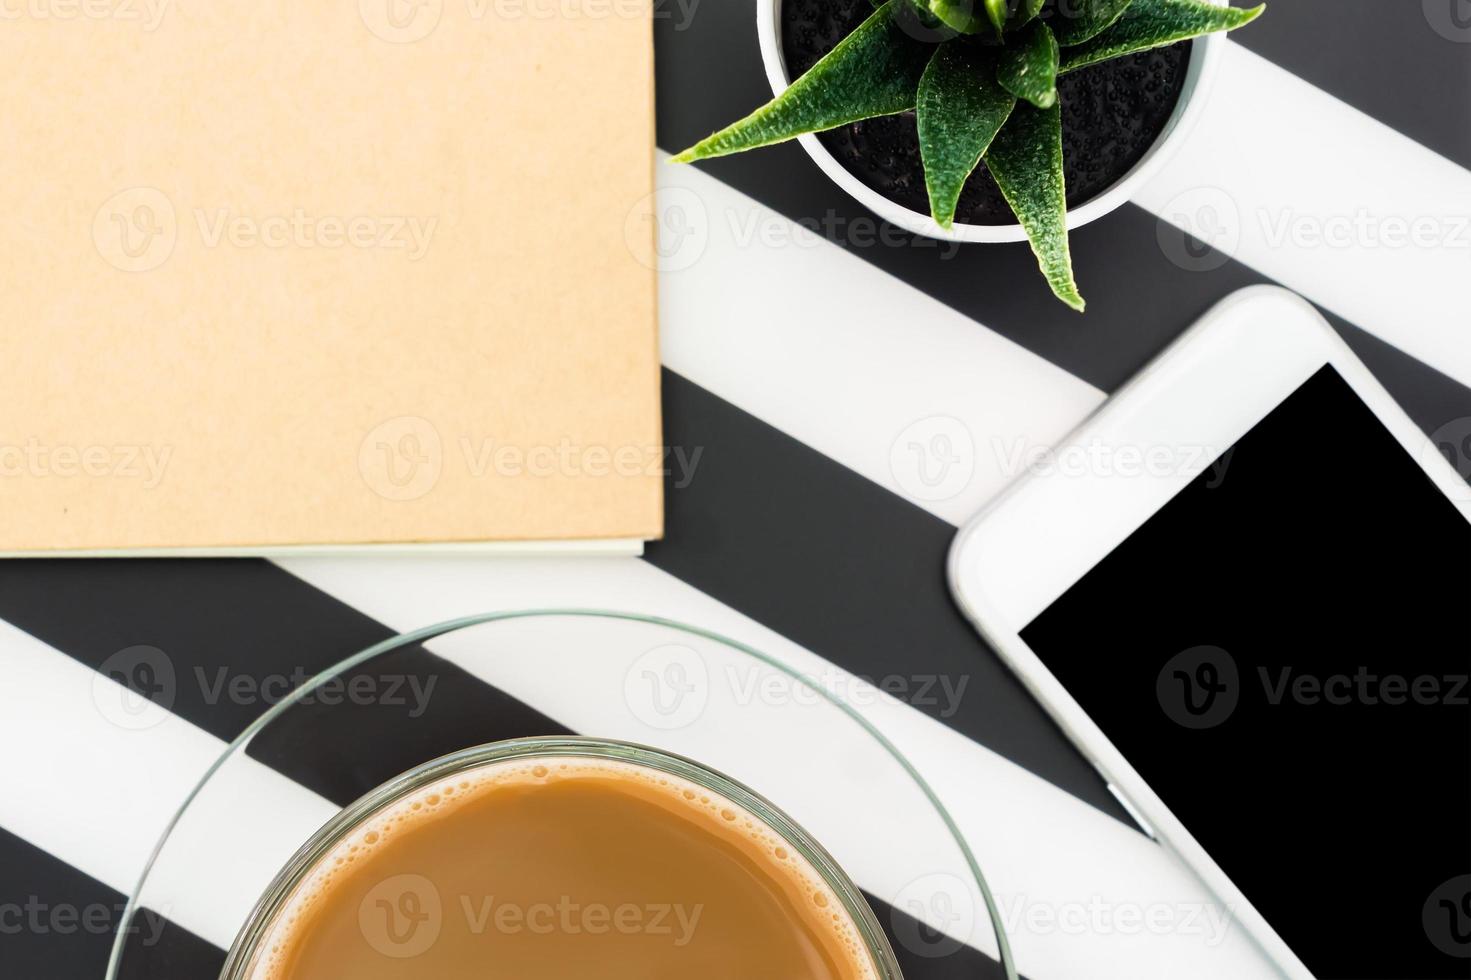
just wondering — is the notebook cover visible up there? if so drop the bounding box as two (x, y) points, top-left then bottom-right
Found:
(0, 0), (662, 551)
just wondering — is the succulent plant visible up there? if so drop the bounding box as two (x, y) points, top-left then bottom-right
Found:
(672, 0), (1264, 310)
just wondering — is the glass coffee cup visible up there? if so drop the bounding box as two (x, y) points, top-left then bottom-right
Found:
(220, 737), (906, 980)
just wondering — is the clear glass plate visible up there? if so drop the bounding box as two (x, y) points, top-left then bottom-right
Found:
(106, 611), (1016, 980)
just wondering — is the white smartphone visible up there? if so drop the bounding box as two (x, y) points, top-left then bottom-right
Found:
(948, 286), (1471, 979)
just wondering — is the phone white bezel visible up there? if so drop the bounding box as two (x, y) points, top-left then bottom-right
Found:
(948, 286), (1471, 978)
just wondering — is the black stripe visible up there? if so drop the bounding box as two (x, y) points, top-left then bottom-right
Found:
(112, 915), (224, 980)
(0, 558), (573, 801)
(247, 644), (575, 806)
(0, 827), (220, 980)
(648, 369), (1130, 822)
(0, 560), (394, 743)
(655, 0), (1471, 422)
(1328, 315), (1471, 446)
(0, 827), (125, 980)
(1231, 0), (1471, 171)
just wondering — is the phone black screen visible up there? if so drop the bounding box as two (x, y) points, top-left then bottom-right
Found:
(1020, 365), (1471, 979)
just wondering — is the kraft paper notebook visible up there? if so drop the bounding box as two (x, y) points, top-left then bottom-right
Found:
(0, 1), (661, 556)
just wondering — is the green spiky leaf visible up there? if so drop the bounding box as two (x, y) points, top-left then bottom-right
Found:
(888, 0), (964, 40)
(1060, 0), (1265, 74)
(1051, 0), (1133, 45)
(997, 20), (1059, 108)
(1006, 0), (1046, 30)
(670, 2), (930, 163)
(903, 0), (1039, 35)
(984, 0), (1009, 34)
(984, 101), (1083, 311)
(918, 45), (1016, 227)
(906, 0), (988, 33)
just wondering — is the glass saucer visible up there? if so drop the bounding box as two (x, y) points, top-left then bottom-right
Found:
(106, 611), (1016, 980)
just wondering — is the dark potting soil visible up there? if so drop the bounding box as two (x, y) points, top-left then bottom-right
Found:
(780, 0), (1191, 226)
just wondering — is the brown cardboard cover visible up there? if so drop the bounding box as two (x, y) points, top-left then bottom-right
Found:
(0, 0), (662, 551)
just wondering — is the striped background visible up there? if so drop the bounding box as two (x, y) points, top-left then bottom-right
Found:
(4, 1), (1470, 977)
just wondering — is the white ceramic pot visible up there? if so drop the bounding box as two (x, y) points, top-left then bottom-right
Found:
(756, 0), (1225, 243)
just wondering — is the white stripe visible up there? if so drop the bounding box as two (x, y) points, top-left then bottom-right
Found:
(0, 621), (336, 949)
(1139, 42), (1471, 390)
(656, 153), (1107, 527)
(0, 620), (220, 898)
